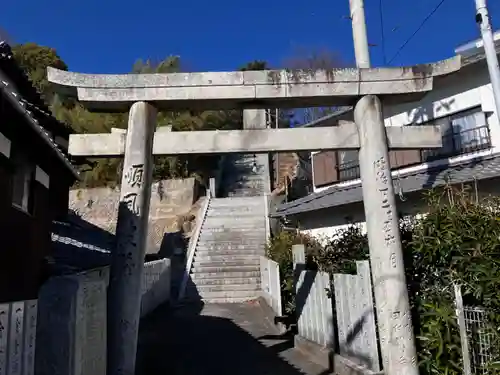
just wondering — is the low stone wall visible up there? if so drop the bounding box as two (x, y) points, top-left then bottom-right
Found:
(36, 267), (109, 375)
(141, 259), (171, 317)
(35, 259), (171, 375)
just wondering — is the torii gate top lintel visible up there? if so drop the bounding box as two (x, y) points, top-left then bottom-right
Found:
(47, 56), (461, 112)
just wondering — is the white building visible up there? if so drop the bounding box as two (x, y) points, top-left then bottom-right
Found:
(272, 34), (500, 239)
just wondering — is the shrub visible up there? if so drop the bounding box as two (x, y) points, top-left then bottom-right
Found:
(313, 224), (369, 274)
(406, 188), (500, 375)
(265, 231), (322, 315)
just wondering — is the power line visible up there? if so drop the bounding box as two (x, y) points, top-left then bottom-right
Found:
(379, 0), (387, 64)
(388, 0), (447, 64)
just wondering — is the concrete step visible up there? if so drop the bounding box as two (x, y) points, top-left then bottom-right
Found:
(196, 243), (266, 251)
(204, 213), (265, 220)
(195, 250), (266, 259)
(198, 238), (264, 246)
(184, 295), (258, 303)
(227, 168), (266, 174)
(199, 229), (265, 236)
(199, 232), (265, 240)
(198, 239), (265, 246)
(207, 207), (264, 213)
(210, 198), (263, 206)
(188, 289), (260, 301)
(232, 159), (265, 164)
(228, 189), (265, 193)
(194, 254), (260, 262)
(201, 224), (265, 230)
(201, 230), (265, 236)
(206, 206), (265, 213)
(192, 276), (260, 286)
(229, 180), (265, 186)
(191, 264), (260, 273)
(193, 259), (260, 268)
(229, 181), (265, 186)
(199, 232), (265, 239)
(200, 228), (265, 234)
(228, 192), (264, 197)
(195, 248), (264, 256)
(203, 219), (265, 226)
(198, 237), (265, 243)
(227, 189), (264, 192)
(224, 180), (264, 186)
(205, 221), (264, 229)
(191, 284), (260, 293)
(190, 270), (260, 279)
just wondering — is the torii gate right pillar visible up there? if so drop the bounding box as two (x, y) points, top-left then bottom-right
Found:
(356, 96), (418, 374)
(350, 0), (418, 372)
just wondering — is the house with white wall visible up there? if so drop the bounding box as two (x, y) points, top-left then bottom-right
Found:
(272, 34), (500, 239)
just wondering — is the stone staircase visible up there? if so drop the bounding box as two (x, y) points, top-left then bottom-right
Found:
(223, 154), (269, 197)
(179, 151), (270, 303)
(183, 197), (267, 303)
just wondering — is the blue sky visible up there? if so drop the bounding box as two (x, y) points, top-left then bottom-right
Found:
(1, 0), (499, 74)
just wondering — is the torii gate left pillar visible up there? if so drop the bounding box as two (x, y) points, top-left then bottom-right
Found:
(107, 101), (157, 375)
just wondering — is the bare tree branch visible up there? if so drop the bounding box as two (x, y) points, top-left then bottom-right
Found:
(282, 46), (348, 125)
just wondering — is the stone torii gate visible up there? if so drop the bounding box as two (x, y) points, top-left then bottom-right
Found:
(48, 56), (460, 375)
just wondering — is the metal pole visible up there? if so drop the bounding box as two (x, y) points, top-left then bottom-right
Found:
(349, 0), (419, 374)
(349, 0), (371, 68)
(107, 101), (157, 375)
(454, 284), (472, 375)
(475, 0), (500, 122)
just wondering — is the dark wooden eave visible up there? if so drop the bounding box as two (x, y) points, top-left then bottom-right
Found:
(0, 42), (79, 179)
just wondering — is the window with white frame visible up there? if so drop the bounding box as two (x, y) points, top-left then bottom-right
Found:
(11, 148), (34, 213)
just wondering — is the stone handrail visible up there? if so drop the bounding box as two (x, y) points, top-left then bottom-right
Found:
(141, 258), (171, 317)
(178, 190), (211, 300)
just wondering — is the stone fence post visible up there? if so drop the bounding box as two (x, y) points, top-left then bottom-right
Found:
(35, 268), (109, 375)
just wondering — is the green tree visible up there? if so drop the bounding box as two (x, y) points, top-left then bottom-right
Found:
(12, 43), (68, 102)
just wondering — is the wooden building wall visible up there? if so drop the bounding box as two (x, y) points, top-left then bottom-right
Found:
(0, 97), (74, 302)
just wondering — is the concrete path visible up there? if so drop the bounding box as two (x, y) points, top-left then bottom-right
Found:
(136, 300), (329, 375)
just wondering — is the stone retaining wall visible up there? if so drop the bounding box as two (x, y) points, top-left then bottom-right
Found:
(69, 178), (201, 254)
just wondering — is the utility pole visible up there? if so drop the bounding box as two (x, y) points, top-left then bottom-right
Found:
(475, 0), (500, 122)
(348, 0), (419, 374)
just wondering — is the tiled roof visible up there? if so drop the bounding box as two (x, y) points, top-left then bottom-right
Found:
(0, 42), (79, 179)
(50, 212), (115, 272)
(273, 154), (500, 217)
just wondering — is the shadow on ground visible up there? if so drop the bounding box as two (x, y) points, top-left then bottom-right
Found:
(136, 277), (327, 375)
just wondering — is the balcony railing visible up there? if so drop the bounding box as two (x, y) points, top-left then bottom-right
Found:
(421, 125), (491, 162)
(339, 160), (361, 181)
(336, 125), (492, 182)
